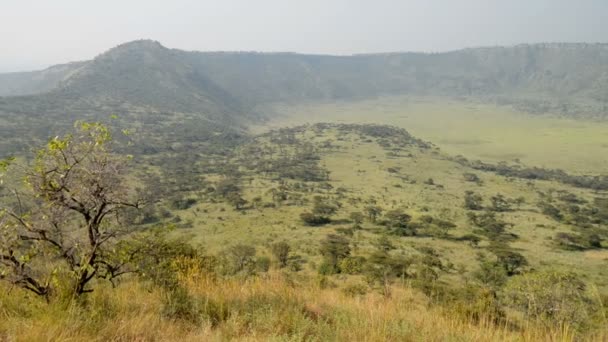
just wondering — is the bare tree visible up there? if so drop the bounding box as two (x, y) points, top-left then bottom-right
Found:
(0, 121), (142, 299)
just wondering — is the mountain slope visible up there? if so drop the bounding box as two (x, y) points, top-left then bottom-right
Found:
(0, 61), (85, 96)
(2, 41), (607, 116)
(184, 44), (608, 116)
(0, 40), (607, 157)
(55, 40), (246, 118)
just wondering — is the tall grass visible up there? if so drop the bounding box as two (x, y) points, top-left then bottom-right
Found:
(1, 261), (603, 341)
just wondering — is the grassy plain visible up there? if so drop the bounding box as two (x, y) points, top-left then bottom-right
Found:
(261, 96), (608, 175)
(2, 99), (608, 340)
(174, 125), (608, 291)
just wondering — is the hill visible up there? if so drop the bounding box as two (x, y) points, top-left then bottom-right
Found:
(1, 122), (607, 340)
(1, 40), (608, 114)
(0, 61), (85, 96)
(1, 40), (607, 158)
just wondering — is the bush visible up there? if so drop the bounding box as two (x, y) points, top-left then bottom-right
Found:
(170, 197), (197, 210)
(440, 285), (505, 323)
(539, 202), (563, 221)
(474, 260), (508, 288)
(219, 244), (257, 275)
(464, 191), (484, 210)
(381, 209), (415, 236)
(463, 173), (482, 184)
(467, 211), (510, 239)
(501, 270), (599, 329)
(271, 241), (291, 268)
(256, 256), (271, 272)
(319, 234), (351, 273)
(342, 283), (368, 297)
(554, 232), (603, 250)
(300, 212), (331, 226)
(162, 287), (203, 325)
(339, 256), (366, 274)
(317, 262), (335, 275)
(490, 194), (511, 212)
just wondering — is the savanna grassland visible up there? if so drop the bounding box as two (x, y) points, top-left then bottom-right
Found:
(264, 96), (608, 174)
(2, 41), (608, 341)
(4, 118), (607, 341)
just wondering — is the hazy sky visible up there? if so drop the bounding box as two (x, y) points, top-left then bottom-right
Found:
(1, 0), (606, 72)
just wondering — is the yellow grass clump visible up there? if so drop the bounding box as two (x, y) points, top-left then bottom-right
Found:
(1, 260), (602, 342)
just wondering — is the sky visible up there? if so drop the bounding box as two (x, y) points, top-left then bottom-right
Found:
(0, 0), (606, 72)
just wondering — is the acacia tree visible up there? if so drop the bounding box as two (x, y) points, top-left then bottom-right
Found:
(0, 122), (142, 299)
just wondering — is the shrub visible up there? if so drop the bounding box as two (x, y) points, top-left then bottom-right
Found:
(300, 212), (331, 226)
(162, 287), (203, 325)
(317, 262), (335, 276)
(554, 232), (603, 250)
(464, 191), (484, 210)
(501, 270), (599, 329)
(339, 256), (366, 274)
(463, 173), (482, 184)
(256, 256), (271, 272)
(490, 194), (511, 212)
(170, 197), (197, 210)
(539, 202), (563, 221)
(319, 234), (351, 274)
(382, 209), (416, 236)
(349, 212), (365, 225)
(489, 244), (528, 276)
(342, 283), (368, 297)
(220, 244), (257, 275)
(271, 241), (291, 268)
(474, 260), (508, 288)
(441, 285), (505, 323)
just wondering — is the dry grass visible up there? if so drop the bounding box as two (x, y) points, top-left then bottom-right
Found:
(1, 263), (603, 342)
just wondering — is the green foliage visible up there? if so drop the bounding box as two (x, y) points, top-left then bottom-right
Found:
(255, 256), (271, 272)
(317, 262), (335, 276)
(501, 270), (600, 329)
(162, 287), (205, 325)
(554, 232), (603, 250)
(474, 260), (508, 288)
(467, 211), (511, 240)
(539, 202), (563, 221)
(221, 244), (257, 275)
(312, 196), (338, 217)
(374, 236), (395, 252)
(270, 241), (291, 268)
(319, 234), (351, 274)
(338, 256), (366, 275)
(464, 191), (484, 210)
(126, 228), (209, 288)
(489, 194), (511, 212)
(457, 159), (608, 191)
(364, 206), (383, 223)
(349, 211), (364, 225)
(381, 209), (415, 236)
(342, 283), (368, 297)
(300, 212), (331, 226)
(439, 285), (505, 324)
(301, 197), (338, 226)
(463, 172), (482, 184)
(162, 287), (230, 326)
(0, 121), (142, 298)
(170, 197), (197, 210)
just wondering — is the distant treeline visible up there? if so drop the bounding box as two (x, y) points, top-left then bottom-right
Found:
(453, 156), (608, 191)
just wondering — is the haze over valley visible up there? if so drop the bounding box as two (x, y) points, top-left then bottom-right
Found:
(1, 2), (608, 341)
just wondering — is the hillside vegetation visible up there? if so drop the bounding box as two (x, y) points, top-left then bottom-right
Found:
(1, 122), (607, 340)
(1, 41), (608, 157)
(1, 40), (608, 340)
(2, 41), (608, 118)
